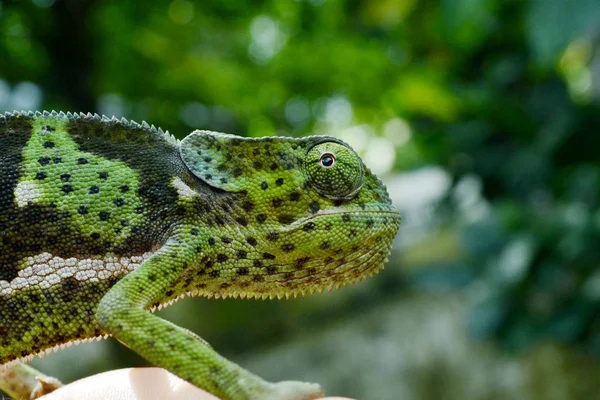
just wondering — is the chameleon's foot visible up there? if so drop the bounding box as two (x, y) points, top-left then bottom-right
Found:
(31, 375), (63, 399)
(0, 362), (62, 400)
(256, 380), (324, 400)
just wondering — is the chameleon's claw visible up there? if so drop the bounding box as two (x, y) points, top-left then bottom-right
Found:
(31, 375), (63, 399)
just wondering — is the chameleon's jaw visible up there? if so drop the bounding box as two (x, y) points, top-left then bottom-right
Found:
(162, 208), (400, 302)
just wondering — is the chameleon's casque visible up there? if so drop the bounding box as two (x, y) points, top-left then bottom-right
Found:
(0, 111), (400, 400)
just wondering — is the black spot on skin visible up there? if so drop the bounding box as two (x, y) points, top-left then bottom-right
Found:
(349, 230), (357, 237)
(221, 283), (230, 289)
(205, 174), (212, 180)
(334, 199), (345, 207)
(295, 257), (310, 268)
(43, 141), (55, 148)
(253, 160), (262, 169)
(90, 232), (101, 240)
(120, 185), (130, 192)
(60, 173), (71, 182)
(232, 167), (243, 177)
(276, 178), (284, 186)
(78, 205), (88, 215)
(270, 162), (278, 170)
(324, 256), (333, 264)
(99, 211), (110, 221)
(53, 157), (62, 163)
(236, 216), (249, 226)
(281, 244), (295, 252)
(77, 157), (88, 165)
(99, 172), (109, 180)
(237, 250), (247, 259)
(253, 275), (265, 282)
(253, 260), (263, 267)
(242, 200), (255, 212)
(148, 274), (156, 282)
(35, 171), (47, 180)
(114, 198), (125, 207)
(261, 181), (268, 190)
(208, 238), (216, 246)
(266, 266), (277, 274)
(220, 177), (228, 184)
(256, 213), (267, 223)
(272, 198), (283, 208)
(366, 218), (375, 228)
(263, 253), (276, 260)
(131, 226), (141, 234)
(320, 241), (331, 249)
(216, 254), (228, 263)
(221, 237), (232, 244)
(38, 157), (50, 165)
(121, 220), (129, 227)
(44, 125), (55, 131)
(290, 192), (301, 201)
(342, 214), (351, 222)
(302, 222), (315, 232)
(266, 231), (280, 241)
(61, 184), (74, 194)
(134, 206), (144, 214)
(246, 237), (257, 246)
(89, 185), (100, 194)
(278, 215), (294, 224)
(204, 156), (212, 163)
(190, 228), (198, 235)
(209, 270), (220, 278)
(310, 201), (320, 213)
(284, 272), (294, 279)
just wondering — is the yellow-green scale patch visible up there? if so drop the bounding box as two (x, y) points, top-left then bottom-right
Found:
(17, 115), (143, 246)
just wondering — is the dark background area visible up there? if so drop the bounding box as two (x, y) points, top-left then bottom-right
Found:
(2, 0), (600, 399)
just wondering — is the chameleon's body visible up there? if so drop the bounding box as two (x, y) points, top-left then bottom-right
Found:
(0, 111), (400, 400)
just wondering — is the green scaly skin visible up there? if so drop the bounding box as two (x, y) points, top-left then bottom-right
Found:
(0, 111), (400, 400)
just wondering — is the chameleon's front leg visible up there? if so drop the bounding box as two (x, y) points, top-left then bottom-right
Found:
(96, 238), (323, 400)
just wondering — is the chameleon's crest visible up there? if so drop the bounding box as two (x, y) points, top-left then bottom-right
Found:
(180, 130), (364, 200)
(180, 131), (311, 192)
(1, 110), (179, 146)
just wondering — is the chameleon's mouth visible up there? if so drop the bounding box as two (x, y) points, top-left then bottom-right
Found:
(238, 208), (401, 299)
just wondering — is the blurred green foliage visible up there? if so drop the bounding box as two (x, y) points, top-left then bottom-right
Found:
(1, 0), (600, 396)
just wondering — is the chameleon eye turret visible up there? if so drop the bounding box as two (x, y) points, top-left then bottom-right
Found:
(304, 141), (364, 200)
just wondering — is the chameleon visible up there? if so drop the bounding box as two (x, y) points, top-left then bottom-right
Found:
(0, 110), (400, 400)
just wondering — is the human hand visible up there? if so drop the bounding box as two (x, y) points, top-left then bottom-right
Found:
(39, 367), (354, 400)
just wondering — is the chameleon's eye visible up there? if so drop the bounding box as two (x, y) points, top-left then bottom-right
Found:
(305, 141), (364, 199)
(320, 153), (335, 168)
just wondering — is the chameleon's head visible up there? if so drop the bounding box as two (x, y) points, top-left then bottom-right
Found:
(180, 131), (400, 298)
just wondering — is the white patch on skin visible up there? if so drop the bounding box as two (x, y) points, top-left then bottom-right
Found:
(0, 252), (155, 295)
(14, 181), (43, 207)
(172, 177), (198, 198)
